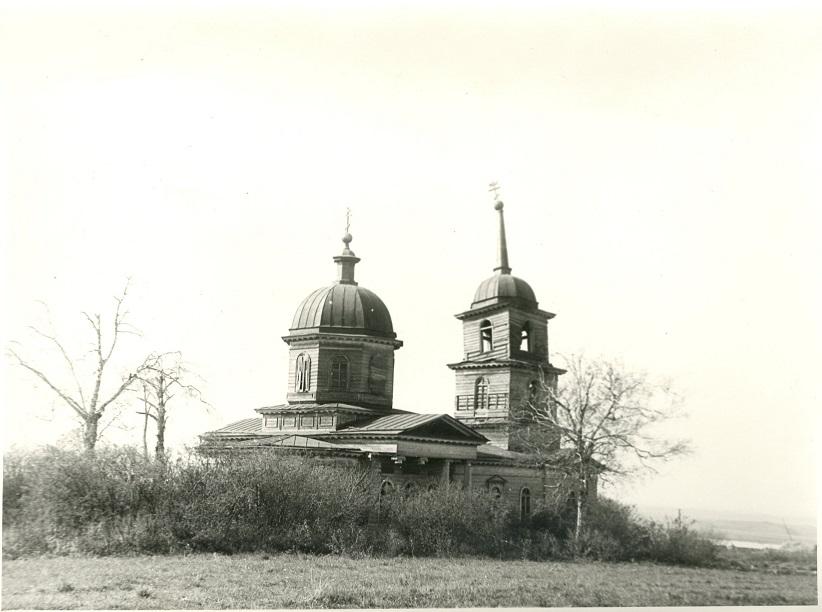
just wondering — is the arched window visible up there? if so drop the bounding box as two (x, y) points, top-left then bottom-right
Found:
(403, 482), (418, 497)
(330, 355), (349, 391)
(520, 322), (531, 352)
(295, 353), (311, 392)
(520, 487), (531, 520)
(490, 485), (502, 499)
(480, 320), (493, 353)
(474, 377), (489, 410)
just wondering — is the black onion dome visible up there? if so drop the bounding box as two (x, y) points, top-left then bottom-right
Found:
(472, 273), (537, 309)
(291, 283), (395, 337)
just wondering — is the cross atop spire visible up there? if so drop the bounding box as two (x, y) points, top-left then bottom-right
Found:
(489, 182), (511, 274)
(489, 181), (502, 202)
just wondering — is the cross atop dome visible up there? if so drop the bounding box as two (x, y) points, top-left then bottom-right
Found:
(335, 207), (360, 283)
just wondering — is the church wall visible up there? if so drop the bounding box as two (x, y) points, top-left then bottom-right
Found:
(462, 310), (511, 360)
(454, 368), (510, 398)
(457, 462), (570, 513)
(475, 426), (509, 449)
(507, 310), (549, 360)
(285, 336), (396, 409)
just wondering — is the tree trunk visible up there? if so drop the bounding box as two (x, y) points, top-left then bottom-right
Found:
(155, 374), (166, 463)
(142, 408), (149, 459)
(155, 410), (165, 462)
(574, 491), (584, 541)
(83, 413), (100, 454)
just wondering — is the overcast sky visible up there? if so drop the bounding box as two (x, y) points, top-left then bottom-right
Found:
(2, 1), (819, 522)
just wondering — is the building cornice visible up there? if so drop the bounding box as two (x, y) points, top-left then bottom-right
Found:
(454, 302), (555, 321)
(446, 358), (566, 374)
(282, 329), (403, 349)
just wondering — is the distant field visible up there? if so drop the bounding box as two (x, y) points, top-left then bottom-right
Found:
(699, 519), (817, 547)
(2, 553), (816, 609)
(637, 505), (816, 548)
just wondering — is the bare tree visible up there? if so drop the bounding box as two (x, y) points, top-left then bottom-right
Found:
(135, 352), (207, 462)
(8, 283), (148, 453)
(511, 354), (689, 540)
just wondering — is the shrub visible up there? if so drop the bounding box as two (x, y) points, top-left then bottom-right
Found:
(382, 485), (509, 557)
(2, 450), (30, 524)
(2, 447), (374, 557)
(2, 447), (719, 567)
(645, 512), (718, 566)
(576, 498), (718, 566)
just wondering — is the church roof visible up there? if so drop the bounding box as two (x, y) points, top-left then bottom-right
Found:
(290, 283), (394, 337)
(328, 412), (487, 442)
(202, 417), (262, 437)
(465, 198), (542, 312)
(288, 231), (396, 338)
(472, 272), (537, 308)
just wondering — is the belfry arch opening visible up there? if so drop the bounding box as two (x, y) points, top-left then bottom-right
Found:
(520, 322), (531, 352)
(480, 320), (493, 353)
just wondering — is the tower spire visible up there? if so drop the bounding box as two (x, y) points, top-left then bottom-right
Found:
(489, 182), (511, 274)
(334, 207), (360, 284)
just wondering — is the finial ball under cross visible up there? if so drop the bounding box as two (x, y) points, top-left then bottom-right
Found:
(343, 208), (353, 244)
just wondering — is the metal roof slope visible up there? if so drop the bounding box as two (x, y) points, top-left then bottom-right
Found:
(204, 417), (262, 436)
(266, 435), (350, 449)
(330, 412), (487, 442)
(343, 412), (440, 433)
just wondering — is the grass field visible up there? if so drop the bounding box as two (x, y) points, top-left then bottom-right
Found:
(2, 553), (817, 609)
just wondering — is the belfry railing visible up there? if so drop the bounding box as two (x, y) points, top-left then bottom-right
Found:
(454, 392), (509, 412)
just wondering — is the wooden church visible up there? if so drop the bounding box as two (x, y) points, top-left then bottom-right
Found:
(199, 197), (586, 518)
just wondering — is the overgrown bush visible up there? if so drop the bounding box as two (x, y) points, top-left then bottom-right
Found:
(644, 512), (718, 566)
(383, 486), (509, 556)
(2, 447), (719, 566)
(576, 497), (718, 566)
(2, 447), (373, 557)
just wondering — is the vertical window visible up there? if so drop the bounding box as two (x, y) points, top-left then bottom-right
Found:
(330, 355), (349, 391)
(520, 322), (531, 352)
(474, 377), (489, 410)
(490, 485), (502, 499)
(520, 488), (531, 520)
(480, 320), (493, 352)
(368, 354), (387, 395)
(295, 353), (311, 392)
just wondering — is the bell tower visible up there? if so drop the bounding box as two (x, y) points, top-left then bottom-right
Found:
(449, 191), (564, 450)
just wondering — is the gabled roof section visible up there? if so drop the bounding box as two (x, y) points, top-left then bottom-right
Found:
(327, 412), (487, 443)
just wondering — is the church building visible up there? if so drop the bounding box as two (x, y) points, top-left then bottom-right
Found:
(199, 197), (584, 518)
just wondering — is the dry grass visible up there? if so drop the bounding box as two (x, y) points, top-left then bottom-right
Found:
(2, 553), (816, 609)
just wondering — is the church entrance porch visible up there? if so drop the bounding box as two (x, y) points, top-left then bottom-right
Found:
(371, 455), (455, 495)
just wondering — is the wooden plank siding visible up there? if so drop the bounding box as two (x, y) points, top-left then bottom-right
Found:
(287, 342), (396, 409)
